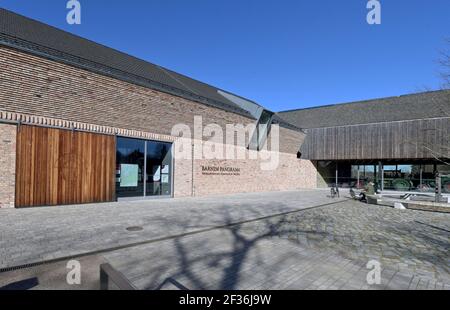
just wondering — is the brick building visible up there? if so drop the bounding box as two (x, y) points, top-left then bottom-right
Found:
(0, 9), (315, 208)
(1, 9), (448, 209)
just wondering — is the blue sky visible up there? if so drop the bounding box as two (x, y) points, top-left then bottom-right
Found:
(1, 0), (449, 111)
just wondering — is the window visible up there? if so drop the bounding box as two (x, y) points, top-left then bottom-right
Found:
(383, 164), (421, 191)
(116, 137), (172, 199)
(248, 110), (274, 151)
(350, 165), (380, 189)
(421, 164), (435, 192)
(328, 161), (449, 192)
(146, 141), (172, 196)
(116, 137), (145, 198)
(437, 165), (450, 193)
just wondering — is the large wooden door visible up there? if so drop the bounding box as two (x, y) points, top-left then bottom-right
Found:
(16, 125), (116, 207)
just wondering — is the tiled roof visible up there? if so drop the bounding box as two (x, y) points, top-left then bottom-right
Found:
(1, 8), (294, 126)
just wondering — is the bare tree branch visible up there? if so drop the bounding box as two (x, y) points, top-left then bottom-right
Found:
(438, 38), (450, 90)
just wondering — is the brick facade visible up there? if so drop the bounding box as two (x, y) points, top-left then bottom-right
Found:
(173, 138), (316, 198)
(0, 46), (317, 206)
(191, 152), (317, 197)
(0, 46), (254, 138)
(0, 123), (16, 208)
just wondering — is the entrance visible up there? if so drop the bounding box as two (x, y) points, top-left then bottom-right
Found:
(116, 137), (173, 199)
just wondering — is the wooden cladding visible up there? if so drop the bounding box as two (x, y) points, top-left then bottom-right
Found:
(16, 125), (115, 207)
(301, 118), (450, 160)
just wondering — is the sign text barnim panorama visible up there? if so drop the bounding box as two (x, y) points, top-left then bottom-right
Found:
(201, 165), (241, 176)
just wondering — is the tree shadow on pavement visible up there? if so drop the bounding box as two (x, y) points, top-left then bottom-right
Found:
(142, 206), (324, 290)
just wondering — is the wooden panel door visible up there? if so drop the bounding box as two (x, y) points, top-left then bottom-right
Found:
(16, 125), (116, 207)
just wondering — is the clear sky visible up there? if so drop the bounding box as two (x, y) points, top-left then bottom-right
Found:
(1, 0), (449, 112)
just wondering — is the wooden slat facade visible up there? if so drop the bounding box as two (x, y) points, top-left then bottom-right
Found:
(16, 125), (116, 207)
(301, 118), (450, 161)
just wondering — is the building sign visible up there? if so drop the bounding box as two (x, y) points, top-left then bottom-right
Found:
(201, 165), (241, 176)
(120, 164), (139, 187)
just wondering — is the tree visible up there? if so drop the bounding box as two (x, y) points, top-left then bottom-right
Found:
(430, 39), (450, 164)
(438, 38), (450, 90)
(403, 43), (450, 166)
(414, 39), (450, 165)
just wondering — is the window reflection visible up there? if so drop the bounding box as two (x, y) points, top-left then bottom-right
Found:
(116, 137), (145, 198)
(383, 165), (421, 191)
(324, 161), (449, 193)
(350, 165), (380, 189)
(437, 165), (450, 193)
(248, 110), (274, 151)
(116, 137), (172, 199)
(146, 142), (172, 196)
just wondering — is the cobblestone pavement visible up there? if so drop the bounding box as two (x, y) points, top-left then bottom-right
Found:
(242, 200), (450, 289)
(1, 193), (448, 290)
(103, 200), (450, 290)
(0, 190), (344, 269)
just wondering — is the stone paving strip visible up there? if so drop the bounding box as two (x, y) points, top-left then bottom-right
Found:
(0, 190), (345, 270)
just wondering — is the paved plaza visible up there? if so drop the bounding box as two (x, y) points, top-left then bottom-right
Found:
(0, 190), (449, 290)
(104, 200), (450, 290)
(0, 190), (343, 269)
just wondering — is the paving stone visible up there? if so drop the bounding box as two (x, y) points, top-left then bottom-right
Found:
(1, 191), (449, 290)
(0, 190), (346, 269)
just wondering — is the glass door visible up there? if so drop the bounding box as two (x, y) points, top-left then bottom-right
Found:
(116, 137), (145, 198)
(116, 137), (173, 199)
(146, 141), (172, 197)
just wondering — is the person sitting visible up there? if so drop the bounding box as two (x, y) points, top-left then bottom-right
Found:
(350, 187), (367, 202)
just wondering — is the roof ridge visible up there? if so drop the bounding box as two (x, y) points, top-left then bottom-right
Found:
(162, 66), (263, 108)
(0, 8), (258, 119)
(278, 89), (450, 113)
(0, 8), (161, 70)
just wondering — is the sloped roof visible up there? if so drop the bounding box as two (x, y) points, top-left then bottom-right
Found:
(0, 8), (287, 124)
(279, 90), (450, 129)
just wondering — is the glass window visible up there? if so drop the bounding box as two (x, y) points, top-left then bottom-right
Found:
(362, 165), (380, 189)
(320, 163), (379, 189)
(116, 137), (145, 198)
(408, 165), (422, 191)
(116, 137), (173, 199)
(437, 164), (450, 174)
(249, 110), (274, 151)
(381, 164), (424, 192)
(351, 165), (369, 189)
(337, 162), (447, 192)
(336, 162), (352, 188)
(437, 164), (450, 194)
(146, 141), (172, 196)
(420, 164), (435, 192)
(351, 165), (360, 187)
